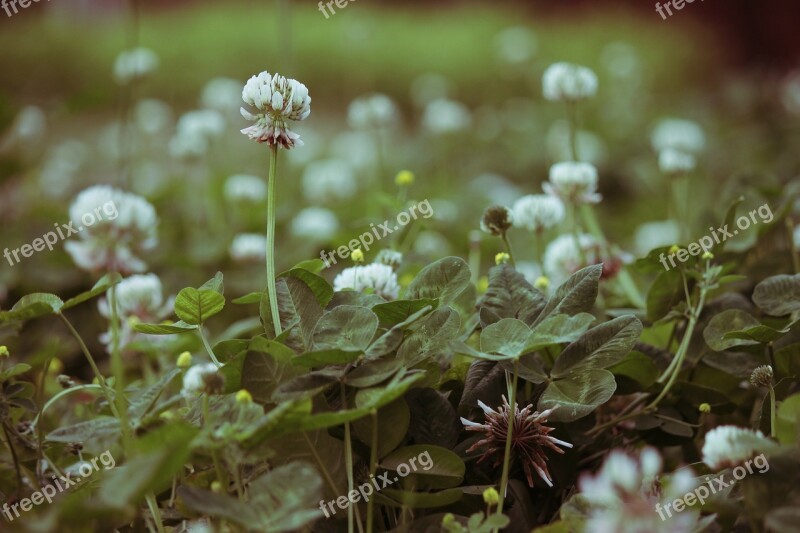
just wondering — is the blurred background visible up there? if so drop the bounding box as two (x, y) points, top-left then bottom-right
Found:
(1, 0), (800, 375)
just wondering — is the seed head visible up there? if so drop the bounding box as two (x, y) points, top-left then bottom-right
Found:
(750, 365), (774, 388)
(481, 206), (514, 237)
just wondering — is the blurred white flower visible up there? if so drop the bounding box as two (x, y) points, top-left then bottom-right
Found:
(512, 194), (565, 232)
(224, 174), (267, 203)
(2, 106), (46, 148)
(333, 263), (400, 300)
(543, 161), (602, 204)
(182, 363), (224, 399)
(229, 233), (266, 263)
(376, 249), (403, 270)
(429, 199), (459, 223)
(658, 147), (696, 175)
(97, 274), (173, 352)
(135, 99), (173, 136)
(633, 220), (680, 255)
(290, 207), (339, 241)
(414, 230), (452, 256)
(169, 109), (226, 159)
(64, 185), (158, 274)
(542, 62), (598, 101)
(546, 120), (606, 165)
(702, 426), (775, 470)
(302, 159), (358, 204)
(515, 261), (543, 286)
(579, 448), (700, 533)
(347, 93), (399, 129)
(410, 73), (452, 108)
(201, 77), (244, 113)
(781, 71), (800, 115)
(39, 140), (89, 198)
(329, 131), (377, 170)
(543, 233), (628, 286)
(470, 173), (522, 206)
(601, 42), (640, 80)
(494, 26), (537, 65)
(240, 71), (311, 149)
(422, 98), (472, 134)
(651, 118), (706, 154)
(113, 47), (159, 85)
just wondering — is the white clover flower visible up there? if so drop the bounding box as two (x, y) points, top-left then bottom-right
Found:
(240, 71), (311, 149)
(601, 42), (640, 80)
(169, 109), (226, 159)
(633, 220), (680, 255)
(347, 93), (399, 129)
(542, 62), (598, 101)
(5, 105), (46, 145)
(515, 261), (543, 286)
(658, 147), (696, 175)
(651, 118), (706, 154)
(512, 195), (565, 232)
(414, 230), (453, 257)
(39, 140), (89, 198)
(376, 249), (403, 270)
(422, 98), (472, 134)
(224, 174), (267, 203)
(301, 159), (358, 204)
(494, 27), (537, 65)
(64, 186), (158, 274)
(469, 173), (522, 207)
(113, 47), (159, 85)
(543, 233), (629, 286)
(98, 274), (173, 352)
(702, 426), (775, 470)
(182, 363), (224, 399)
(201, 77), (244, 113)
(290, 207), (339, 241)
(333, 263), (400, 300)
(135, 99), (173, 136)
(579, 448), (701, 533)
(543, 161), (602, 204)
(229, 233), (266, 263)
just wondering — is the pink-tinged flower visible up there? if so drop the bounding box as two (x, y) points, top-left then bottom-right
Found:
(460, 397), (572, 487)
(239, 71), (311, 149)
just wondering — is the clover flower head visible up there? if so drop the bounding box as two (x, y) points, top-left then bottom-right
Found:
(543, 233), (628, 286)
(651, 118), (706, 154)
(333, 263), (400, 301)
(750, 365), (774, 388)
(480, 205), (514, 236)
(512, 194), (565, 233)
(224, 174), (267, 203)
(702, 426), (774, 470)
(182, 363), (224, 399)
(376, 249), (403, 270)
(543, 162), (601, 204)
(113, 47), (159, 85)
(347, 93), (399, 129)
(240, 71), (311, 149)
(461, 397), (572, 487)
(229, 233), (267, 264)
(169, 109), (226, 159)
(64, 185), (158, 275)
(658, 147), (696, 175)
(542, 62), (598, 101)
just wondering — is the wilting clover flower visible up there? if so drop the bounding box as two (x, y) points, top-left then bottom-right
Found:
(543, 162), (601, 204)
(224, 174), (267, 203)
(301, 159), (358, 204)
(702, 426), (775, 470)
(113, 47), (159, 85)
(750, 365), (774, 388)
(182, 363), (225, 399)
(512, 195), (565, 233)
(347, 93), (399, 129)
(240, 71), (311, 149)
(65, 185), (158, 274)
(480, 205), (514, 237)
(579, 447), (701, 533)
(460, 397), (572, 487)
(658, 147), (696, 175)
(97, 274), (174, 353)
(333, 263), (400, 300)
(542, 62), (598, 101)
(229, 234), (267, 264)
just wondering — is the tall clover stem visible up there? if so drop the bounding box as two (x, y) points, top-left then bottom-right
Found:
(768, 385), (777, 438)
(501, 233), (516, 266)
(341, 383), (357, 533)
(266, 144), (282, 336)
(366, 409), (379, 533)
(109, 284), (133, 450)
(496, 359), (519, 522)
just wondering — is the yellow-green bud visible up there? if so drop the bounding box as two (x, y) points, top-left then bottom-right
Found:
(477, 276), (489, 293)
(702, 251), (714, 260)
(534, 276), (550, 291)
(668, 244), (681, 255)
(699, 403), (711, 414)
(127, 316), (141, 327)
(159, 411), (175, 421)
(483, 487), (500, 506)
(177, 351), (193, 369)
(49, 358), (64, 374)
(0, 346), (8, 358)
(351, 248), (365, 263)
(211, 481), (223, 493)
(395, 170), (415, 187)
(442, 513), (456, 526)
(236, 389), (253, 404)
(495, 252), (510, 265)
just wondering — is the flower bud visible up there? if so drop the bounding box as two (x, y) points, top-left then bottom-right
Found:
(351, 248), (365, 263)
(668, 244), (681, 255)
(211, 481), (223, 493)
(395, 170), (415, 187)
(236, 389), (253, 404)
(699, 403), (711, 414)
(495, 252), (510, 265)
(0, 346), (8, 358)
(702, 251), (714, 260)
(177, 351), (193, 369)
(480, 206), (514, 237)
(534, 276), (550, 291)
(483, 487), (500, 506)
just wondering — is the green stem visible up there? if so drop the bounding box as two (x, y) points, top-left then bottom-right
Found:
(203, 395), (226, 485)
(367, 409), (379, 533)
(2, 423), (22, 492)
(786, 218), (800, 275)
(266, 144), (282, 337)
(769, 386), (777, 438)
(198, 327), (221, 366)
(108, 284), (133, 450)
(496, 359), (519, 521)
(145, 493), (165, 533)
(341, 383), (356, 533)
(31, 384), (103, 428)
(565, 101), (579, 162)
(501, 233), (516, 267)
(302, 431), (339, 496)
